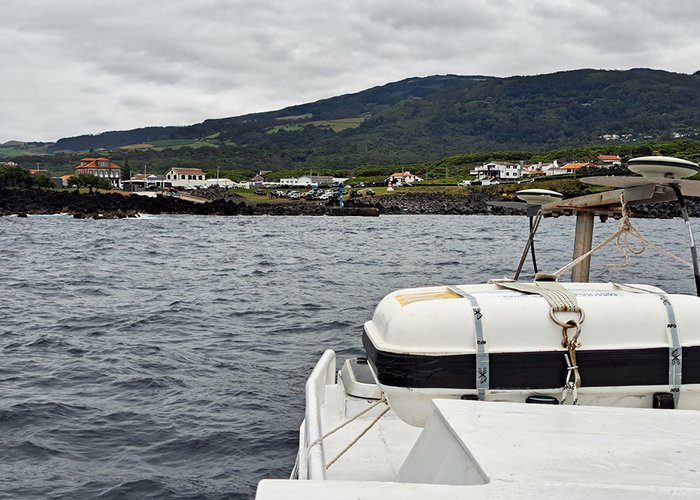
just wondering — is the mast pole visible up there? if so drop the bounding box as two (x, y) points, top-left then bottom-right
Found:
(571, 212), (594, 282)
(670, 184), (700, 296)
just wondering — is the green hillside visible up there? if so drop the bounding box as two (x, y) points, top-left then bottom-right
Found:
(6, 69), (700, 173)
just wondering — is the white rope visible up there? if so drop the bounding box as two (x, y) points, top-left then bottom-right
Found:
(553, 194), (693, 277)
(305, 396), (387, 458)
(608, 222), (693, 270)
(326, 405), (391, 468)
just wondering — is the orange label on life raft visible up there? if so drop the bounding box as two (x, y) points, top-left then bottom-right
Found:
(395, 290), (461, 306)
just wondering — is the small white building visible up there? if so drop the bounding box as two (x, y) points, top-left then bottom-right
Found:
(387, 171), (423, 186)
(523, 160), (564, 176)
(164, 168), (207, 188)
(205, 178), (235, 188)
(543, 161), (566, 176)
(279, 175), (349, 187)
(469, 162), (522, 181)
(122, 174), (165, 191)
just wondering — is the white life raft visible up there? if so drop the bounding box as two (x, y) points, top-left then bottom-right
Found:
(363, 282), (700, 427)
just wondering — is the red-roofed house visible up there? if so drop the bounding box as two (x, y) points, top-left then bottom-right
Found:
(386, 171), (423, 186)
(561, 162), (593, 172)
(74, 157), (122, 187)
(595, 154), (622, 166)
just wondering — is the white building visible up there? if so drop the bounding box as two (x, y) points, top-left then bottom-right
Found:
(387, 171), (423, 186)
(205, 178), (236, 188)
(469, 162), (522, 181)
(122, 174), (165, 191)
(544, 161), (566, 176)
(279, 175), (350, 187)
(164, 168), (207, 188)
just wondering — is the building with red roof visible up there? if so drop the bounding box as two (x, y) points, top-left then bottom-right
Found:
(561, 162), (593, 172)
(595, 154), (622, 166)
(74, 157), (122, 187)
(386, 171), (424, 186)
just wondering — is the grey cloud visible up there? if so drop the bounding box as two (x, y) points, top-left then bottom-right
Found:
(2, 0), (700, 141)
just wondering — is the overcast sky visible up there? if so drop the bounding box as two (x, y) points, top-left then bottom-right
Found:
(2, 0), (699, 143)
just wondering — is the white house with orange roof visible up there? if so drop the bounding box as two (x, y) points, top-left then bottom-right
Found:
(561, 162), (594, 174)
(164, 167), (207, 188)
(74, 157), (122, 187)
(387, 171), (423, 186)
(595, 154), (622, 166)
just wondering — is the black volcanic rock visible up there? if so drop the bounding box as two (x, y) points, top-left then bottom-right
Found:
(2, 188), (698, 219)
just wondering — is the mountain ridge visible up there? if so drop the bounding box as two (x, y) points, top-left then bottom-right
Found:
(8, 68), (700, 171)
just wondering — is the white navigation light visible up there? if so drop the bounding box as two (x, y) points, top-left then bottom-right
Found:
(515, 188), (563, 205)
(627, 156), (700, 179)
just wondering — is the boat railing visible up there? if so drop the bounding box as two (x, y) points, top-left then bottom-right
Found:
(299, 349), (336, 480)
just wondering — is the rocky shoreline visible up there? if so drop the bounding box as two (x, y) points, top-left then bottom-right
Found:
(1, 187), (698, 219)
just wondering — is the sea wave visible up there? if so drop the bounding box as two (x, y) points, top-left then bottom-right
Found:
(0, 214), (696, 498)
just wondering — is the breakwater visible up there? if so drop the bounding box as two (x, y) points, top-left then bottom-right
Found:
(1, 188), (697, 218)
(0, 189), (380, 218)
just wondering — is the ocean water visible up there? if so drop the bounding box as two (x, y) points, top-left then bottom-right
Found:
(0, 213), (696, 499)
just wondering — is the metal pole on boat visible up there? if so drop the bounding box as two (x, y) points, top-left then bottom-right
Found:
(670, 184), (700, 296)
(571, 212), (594, 283)
(514, 211), (542, 281)
(529, 216), (538, 274)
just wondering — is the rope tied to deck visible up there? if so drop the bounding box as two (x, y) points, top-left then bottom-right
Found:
(554, 193), (693, 277)
(305, 395), (390, 469)
(492, 279), (585, 400)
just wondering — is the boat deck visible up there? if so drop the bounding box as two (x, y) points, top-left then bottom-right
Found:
(259, 352), (700, 499)
(315, 382), (421, 481)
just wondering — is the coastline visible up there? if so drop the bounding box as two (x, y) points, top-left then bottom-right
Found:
(1, 187), (696, 218)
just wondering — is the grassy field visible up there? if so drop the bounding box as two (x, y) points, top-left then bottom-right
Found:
(0, 145), (52, 158)
(118, 139), (221, 151)
(227, 188), (304, 205)
(266, 125), (306, 134)
(308, 117), (365, 132)
(267, 116), (366, 134)
(119, 143), (154, 151)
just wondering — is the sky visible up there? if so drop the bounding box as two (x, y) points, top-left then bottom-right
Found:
(2, 0), (699, 143)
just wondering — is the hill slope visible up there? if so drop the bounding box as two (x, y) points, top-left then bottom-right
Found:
(48, 69), (700, 170)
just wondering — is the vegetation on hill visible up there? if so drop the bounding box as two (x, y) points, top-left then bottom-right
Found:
(3, 69), (700, 179)
(6, 138), (700, 186)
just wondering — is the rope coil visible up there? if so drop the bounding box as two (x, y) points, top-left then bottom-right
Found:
(554, 193), (693, 277)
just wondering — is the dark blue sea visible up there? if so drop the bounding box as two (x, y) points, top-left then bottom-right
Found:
(1, 214), (696, 499)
